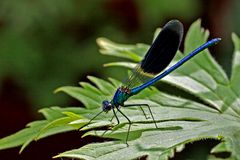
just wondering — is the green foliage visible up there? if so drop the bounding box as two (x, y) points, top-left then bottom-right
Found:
(0, 20), (240, 160)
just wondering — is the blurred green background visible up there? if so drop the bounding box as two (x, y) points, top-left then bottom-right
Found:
(0, 0), (239, 159)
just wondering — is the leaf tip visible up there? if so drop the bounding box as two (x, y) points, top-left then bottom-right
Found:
(52, 154), (60, 159)
(53, 87), (62, 94)
(96, 37), (110, 48)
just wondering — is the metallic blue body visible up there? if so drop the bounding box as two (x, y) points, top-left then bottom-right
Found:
(110, 38), (221, 108)
(85, 20), (221, 146)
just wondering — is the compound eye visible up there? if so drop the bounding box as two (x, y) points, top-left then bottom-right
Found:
(102, 100), (111, 112)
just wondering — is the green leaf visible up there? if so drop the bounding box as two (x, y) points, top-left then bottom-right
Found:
(0, 120), (47, 151)
(97, 37), (147, 62)
(103, 62), (136, 69)
(35, 116), (78, 140)
(0, 107), (83, 152)
(55, 86), (101, 109)
(87, 76), (116, 96)
(1, 20), (240, 160)
(230, 33), (240, 95)
(211, 141), (231, 153)
(55, 77), (240, 160)
(53, 21), (240, 159)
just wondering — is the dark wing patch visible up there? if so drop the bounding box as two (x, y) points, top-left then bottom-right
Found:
(140, 20), (183, 74)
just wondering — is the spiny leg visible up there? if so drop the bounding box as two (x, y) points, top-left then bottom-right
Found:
(124, 104), (149, 119)
(109, 112), (117, 122)
(112, 107), (120, 125)
(110, 113), (116, 122)
(101, 108), (119, 137)
(124, 103), (158, 128)
(139, 105), (149, 119)
(78, 110), (104, 131)
(116, 107), (132, 147)
(143, 104), (158, 128)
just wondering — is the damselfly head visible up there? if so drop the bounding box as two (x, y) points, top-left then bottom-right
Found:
(102, 100), (112, 112)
